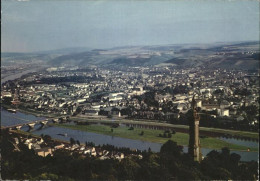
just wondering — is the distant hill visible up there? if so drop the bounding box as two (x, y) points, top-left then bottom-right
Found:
(44, 41), (260, 70)
(34, 47), (92, 55)
(49, 51), (95, 66)
(162, 41), (259, 70)
(111, 57), (151, 66)
(1, 52), (34, 58)
(165, 58), (187, 65)
(1, 52), (56, 66)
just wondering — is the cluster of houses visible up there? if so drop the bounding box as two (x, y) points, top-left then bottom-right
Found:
(1, 66), (259, 127)
(10, 134), (134, 161)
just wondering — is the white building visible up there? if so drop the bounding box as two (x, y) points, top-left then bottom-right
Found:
(218, 109), (229, 117)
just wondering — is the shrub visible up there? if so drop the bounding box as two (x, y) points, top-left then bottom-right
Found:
(128, 127), (134, 130)
(168, 133), (172, 138)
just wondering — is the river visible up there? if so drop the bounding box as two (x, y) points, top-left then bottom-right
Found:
(1, 67), (46, 84)
(1, 109), (258, 161)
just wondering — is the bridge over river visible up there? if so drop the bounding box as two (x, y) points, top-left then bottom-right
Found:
(1, 118), (61, 131)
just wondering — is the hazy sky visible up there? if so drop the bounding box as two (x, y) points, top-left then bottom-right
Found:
(1, 0), (259, 52)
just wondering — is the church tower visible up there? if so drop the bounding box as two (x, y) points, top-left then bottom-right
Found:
(188, 96), (202, 162)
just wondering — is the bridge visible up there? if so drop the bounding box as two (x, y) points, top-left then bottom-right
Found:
(1, 118), (61, 132)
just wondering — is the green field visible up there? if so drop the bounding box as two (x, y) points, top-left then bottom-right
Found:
(53, 124), (258, 152)
(70, 117), (259, 139)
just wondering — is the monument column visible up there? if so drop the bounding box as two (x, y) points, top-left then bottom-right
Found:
(189, 96), (202, 162)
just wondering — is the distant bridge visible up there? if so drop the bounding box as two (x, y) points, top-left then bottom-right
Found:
(1, 118), (61, 132)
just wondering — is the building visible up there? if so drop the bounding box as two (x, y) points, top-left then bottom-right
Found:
(35, 147), (53, 157)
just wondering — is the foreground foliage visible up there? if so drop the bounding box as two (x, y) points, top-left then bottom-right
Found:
(1, 130), (258, 180)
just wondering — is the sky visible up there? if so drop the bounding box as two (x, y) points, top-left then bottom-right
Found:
(1, 0), (259, 52)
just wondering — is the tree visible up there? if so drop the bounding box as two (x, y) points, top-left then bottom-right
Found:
(70, 138), (76, 145)
(148, 147), (151, 153)
(73, 107), (82, 116)
(42, 135), (52, 144)
(111, 107), (120, 112)
(128, 127), (134, 130)
(3, 97), (13, 105)
(121, 107), (132, 116)
(163, 133), (167, 138)
(117, 157), (141, 179)
(167, 133), (172, 138)
(213, 89), (224, 95)
(76, 140), (80, 145)
(199, 147), (257, 180)
(85, 141), (95, 147)
(160, 140), (183, 156)
(34, 173), (59, 181)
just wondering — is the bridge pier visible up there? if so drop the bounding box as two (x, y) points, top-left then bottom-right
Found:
(40, 121), (48, 126)
(27, 123), (36, 131)
(15, 126), (22, 130)
(37, 120), (49, 130)
(52, 118), (59, 123)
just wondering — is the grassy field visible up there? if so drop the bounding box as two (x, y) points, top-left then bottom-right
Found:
(53, 124), (258, 152)
(70, 117), (259, 139)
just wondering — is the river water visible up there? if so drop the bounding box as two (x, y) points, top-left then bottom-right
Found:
(1, 69), (37, 84)
(1, 109), (258, 161)
(219, 137), (258, 148)
(1, 67), (45, 84)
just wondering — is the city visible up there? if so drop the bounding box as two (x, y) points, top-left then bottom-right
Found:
(1, 0), (259, 180)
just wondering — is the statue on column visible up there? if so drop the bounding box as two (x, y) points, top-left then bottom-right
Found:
(188, 95), (202, 162)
